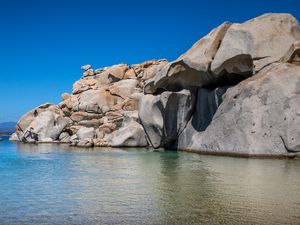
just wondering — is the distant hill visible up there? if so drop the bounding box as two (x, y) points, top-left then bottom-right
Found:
(0, 122), (16, 136)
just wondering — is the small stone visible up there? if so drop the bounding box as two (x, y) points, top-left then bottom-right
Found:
(61, 93), (71, 101)
(83, 69), (94, 77)
(81, 64), (92, 71)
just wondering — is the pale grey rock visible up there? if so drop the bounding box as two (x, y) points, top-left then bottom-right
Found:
(178, 86), (231, 149)
(143, 78), (156, 94)
(77, 138), (93, 147)
(100, 64), (128, 81)
(9, 133), (19, 142)
(182, 63), (300, 155)
(139, 89), (194, 148)
(94, 68), (105, 74)
(281, 40), (300, 65)
(123, 68), (137, 79)
(138, 94), (162, 148)
(211, 13), (300, 74)
(76, 127), (95, 140)
(70, 112), (102, 122)
(61, 93), (71, 101)
(59, 132), (71, 143)
(69, 125), (83, 135)
(108, 79), (139, 99)
(71, 89), (122, 113)
(70, 134), (78, 143)
(15, 103), (53, 133)
(83, 69), (94, 77)
(39, 137), (53, 143)
(141, 59), (168, 80)
(211, 54), (254, 76)
(81, 64), (92, 71)
(78, 119), (102, 128)
(72, 78), (99, 94)
(21, 110), (68, 142)
(110, 120), (147, 147)
(177, 22), (231, 73)
(153, 22), (231, 92)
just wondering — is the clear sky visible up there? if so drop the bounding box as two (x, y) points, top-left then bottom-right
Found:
(0, 0), (299, 122)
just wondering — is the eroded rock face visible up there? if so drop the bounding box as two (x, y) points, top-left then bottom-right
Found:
(11, 104), (68, 142)
(153, 13), (300, 94)
(211, 13), (300, 73)
(139, 89), (194, 148)
(12, 13), (300, 156)
(12, 59), (167, 147)
(281, 40), (300, 65)
(109, 120), (148, 147)
(180, 63), (300, 155)
(153, 22), (232, 92)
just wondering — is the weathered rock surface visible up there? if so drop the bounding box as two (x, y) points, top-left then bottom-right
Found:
(152, 22), (231, 92)
(139, 89), (194, 148)
(11, 13), (300, 156)
(179, 63), (300, 155)
(11, 104), (68, 142)
(211, 13), (300, 73)
(109, 120), (148, 147)
(153, 13), (300, 94)
(281, 40), (300, 64)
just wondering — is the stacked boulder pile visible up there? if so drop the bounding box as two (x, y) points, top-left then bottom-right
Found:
(10, 13), (300, 156)
(10, 59), (168, 147)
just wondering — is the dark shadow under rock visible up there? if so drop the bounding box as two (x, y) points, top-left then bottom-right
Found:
(192, 86), (231, 132)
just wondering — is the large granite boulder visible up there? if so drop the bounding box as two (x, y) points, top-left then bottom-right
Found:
(153, 13), (300, 93)
(109, 120), (148, 147)
(139, 89), (194, 148)
(179, 63), (300, 155)
(153, 22), (231, 92)
(281, 40), (300, 64)
(11, 104), (67, 142)
(12, 105), (68, 142)
(177, 86), (233, 149)
(211, 13), (300, 74)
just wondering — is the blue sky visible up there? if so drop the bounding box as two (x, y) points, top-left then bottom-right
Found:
(0, 0), (299, 122)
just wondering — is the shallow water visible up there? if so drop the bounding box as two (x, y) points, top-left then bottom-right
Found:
(0, 137), (300, 225)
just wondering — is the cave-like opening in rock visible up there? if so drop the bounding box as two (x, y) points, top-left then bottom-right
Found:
(191, 73), (249, 132)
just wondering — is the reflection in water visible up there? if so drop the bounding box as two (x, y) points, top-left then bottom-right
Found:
(0, 141), (299, 224)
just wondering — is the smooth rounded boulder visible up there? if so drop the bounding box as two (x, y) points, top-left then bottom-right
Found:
(185, 63), (300, 155)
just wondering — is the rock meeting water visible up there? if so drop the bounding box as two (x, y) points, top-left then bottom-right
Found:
(0, 138), (300, 224)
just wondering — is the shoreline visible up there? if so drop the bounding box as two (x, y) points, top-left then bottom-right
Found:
(9, 140), (300, 159)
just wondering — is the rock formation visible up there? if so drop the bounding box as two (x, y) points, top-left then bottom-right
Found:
(10, 13), (300, 156)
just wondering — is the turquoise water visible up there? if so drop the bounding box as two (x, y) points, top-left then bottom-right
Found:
(0, 137), (300, 225)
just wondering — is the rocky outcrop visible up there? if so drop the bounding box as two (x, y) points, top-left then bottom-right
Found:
(139, 89), (194, 148)
(153, 13), (300, 93)
(178, 63), (300, 155)
(11, 13), (300, 156)
(10, 104), (69, 142)
(11, 59), (167, 148)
